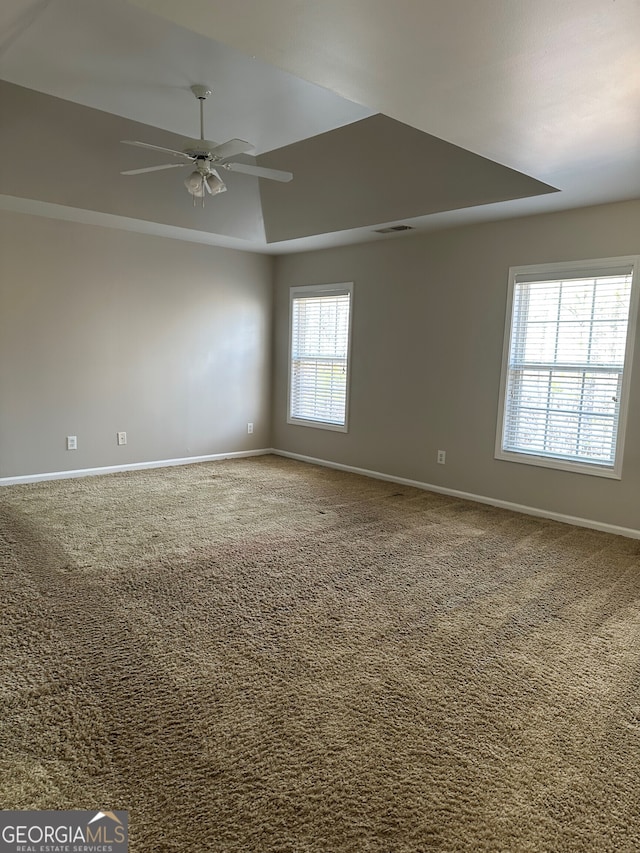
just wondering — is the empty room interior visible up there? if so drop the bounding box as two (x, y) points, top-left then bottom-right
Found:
(2, 1), (640, 851)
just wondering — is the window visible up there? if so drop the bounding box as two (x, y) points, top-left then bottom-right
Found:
(288, 283), (353, 431)
(496, 257), (639, 478)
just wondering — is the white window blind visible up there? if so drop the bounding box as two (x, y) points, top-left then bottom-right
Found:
(289, 285), (352, 429)
(497, 259), (638, 477)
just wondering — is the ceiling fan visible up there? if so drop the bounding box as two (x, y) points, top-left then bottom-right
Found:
(120, 85), (293, 205)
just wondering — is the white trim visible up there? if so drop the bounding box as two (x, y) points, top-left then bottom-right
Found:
(494, 450), (621, 479)
(495, 255), (640, 479)
(289, 283), (353, 297)
(287, 281), (354, 433)
(509, 256), (638, 281)
(0, 449), (271, 487)
(271, 449), (640, 540)
(286, 417), (350, 432)
(3, 445), (637, 540)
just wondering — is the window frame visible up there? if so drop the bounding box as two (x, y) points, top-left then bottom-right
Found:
(495, 256), (640, 479)
(287, 282), (354, 432)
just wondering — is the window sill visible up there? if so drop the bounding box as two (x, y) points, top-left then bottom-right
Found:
(495, 449), (621, 479)
(287, 417), (348, 433)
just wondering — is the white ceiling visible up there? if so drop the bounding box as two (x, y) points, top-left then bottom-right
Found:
(0, 0), (373, 154)
(130, 0), (640, 186)
(1, 0), (639, 252)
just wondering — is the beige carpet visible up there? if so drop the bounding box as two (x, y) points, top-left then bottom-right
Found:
(1, 455), (640, 852)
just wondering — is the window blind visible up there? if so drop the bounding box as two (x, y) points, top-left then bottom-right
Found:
(502, 269), (633, 468)
(290, 289), (351, 427)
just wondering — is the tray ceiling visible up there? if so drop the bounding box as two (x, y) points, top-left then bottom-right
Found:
(1, 0), (637, 252)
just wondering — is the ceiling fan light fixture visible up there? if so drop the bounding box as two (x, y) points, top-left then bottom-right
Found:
(205, 169), (227, 196)
(184, 170), (205, 196)
(184, 168), (226, 204)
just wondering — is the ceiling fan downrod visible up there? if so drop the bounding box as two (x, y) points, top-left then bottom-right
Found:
(191, 84), (211, 141)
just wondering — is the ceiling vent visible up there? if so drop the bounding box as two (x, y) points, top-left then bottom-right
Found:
(374, 224), (414, 234)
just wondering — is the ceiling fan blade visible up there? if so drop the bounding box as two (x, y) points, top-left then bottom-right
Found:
(223, 162), (293, 182)
(121, 140), (193, 161)
(211, 138), (254, 160)
(121, 163), (189, 176)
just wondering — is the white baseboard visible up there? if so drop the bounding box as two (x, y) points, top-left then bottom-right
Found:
(272, 449), (640, 540)
(0, 448), (272, 487)
(4, 446), (638, 540)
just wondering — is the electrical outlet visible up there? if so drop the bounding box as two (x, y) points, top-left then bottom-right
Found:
(247, 422), (254, 434)
(117, 431), (127, 446)
(66, 435), (77, 451)
(437, 449), (446, 464)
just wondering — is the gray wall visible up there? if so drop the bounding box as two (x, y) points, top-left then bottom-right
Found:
(272, 199), (640, 531)
(4, 198), (640, 531)
(0, 210), (273, 477)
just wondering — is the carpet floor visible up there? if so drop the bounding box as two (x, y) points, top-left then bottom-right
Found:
(1, 455), (640, 852)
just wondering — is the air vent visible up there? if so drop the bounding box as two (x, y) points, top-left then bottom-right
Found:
(374, 225), (414, 234)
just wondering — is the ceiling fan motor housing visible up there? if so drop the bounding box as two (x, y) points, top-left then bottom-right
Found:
(190, 84), (211, 100)
(185, 148), (218, 163)
(192, 155), (214, 174)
